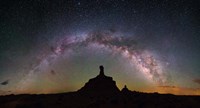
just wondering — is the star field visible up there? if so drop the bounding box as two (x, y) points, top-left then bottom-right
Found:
(0, 0), (200, 95)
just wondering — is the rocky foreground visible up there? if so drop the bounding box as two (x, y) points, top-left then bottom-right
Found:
(0, 66), (199, 108)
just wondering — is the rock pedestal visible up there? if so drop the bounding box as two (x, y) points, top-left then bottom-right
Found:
(78, 65), (120, 96)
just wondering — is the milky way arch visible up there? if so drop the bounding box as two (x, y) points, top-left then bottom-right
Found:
(18, 30), (170, 91)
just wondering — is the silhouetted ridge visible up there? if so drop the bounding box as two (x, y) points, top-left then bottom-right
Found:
(78, 65), (120, 96)
(0, 66), (200, 108)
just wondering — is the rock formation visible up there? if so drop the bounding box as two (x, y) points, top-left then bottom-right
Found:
(78, 65), (120, 96)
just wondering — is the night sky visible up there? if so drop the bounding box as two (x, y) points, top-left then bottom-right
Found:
(0, 0), (200, 95)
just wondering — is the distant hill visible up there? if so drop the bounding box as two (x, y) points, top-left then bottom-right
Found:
(0, 66), (199, 108)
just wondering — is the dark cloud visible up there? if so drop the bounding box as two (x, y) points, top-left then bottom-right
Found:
(51, 70), (56, 75)
(86, 30), (139, 50)
(193, 79), (200, 85)
(1, 80), (9, 85)
(158, 85), (176, 88)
